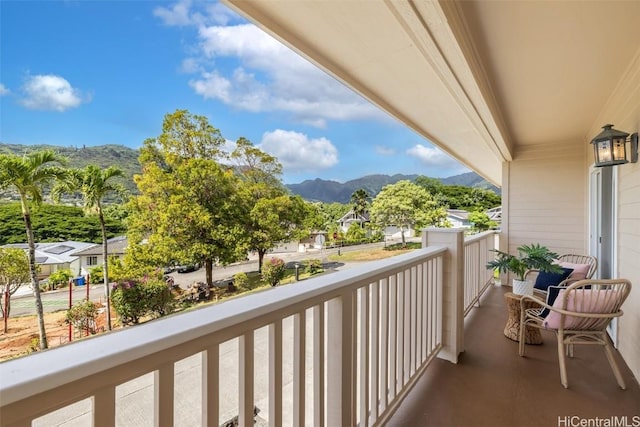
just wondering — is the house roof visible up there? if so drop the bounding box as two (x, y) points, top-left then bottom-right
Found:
(447, 209), (470, 221)
(72, 236), (128, 256)
(337, 209), (370, 223)
(2, 241), (96, 265)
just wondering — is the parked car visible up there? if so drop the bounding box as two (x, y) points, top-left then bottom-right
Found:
(176, 264), (199, 273)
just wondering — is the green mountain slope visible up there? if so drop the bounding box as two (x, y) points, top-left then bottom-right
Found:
(285, 172), (499, 203)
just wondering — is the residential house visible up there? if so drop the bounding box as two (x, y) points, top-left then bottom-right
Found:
(446, 209), (472, 228)
(3, 2), (640, 425)
(337, 209), (369, 233)
(1, 241), (95, 279)
(72, 235), (128, 275)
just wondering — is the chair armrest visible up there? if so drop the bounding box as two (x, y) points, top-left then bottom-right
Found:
(520, 294), (551, 313)
(524, 269), (540, 280)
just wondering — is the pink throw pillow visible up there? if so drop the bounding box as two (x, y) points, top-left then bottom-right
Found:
(543, 289), (619, 329)
(558, 262), (590, 280)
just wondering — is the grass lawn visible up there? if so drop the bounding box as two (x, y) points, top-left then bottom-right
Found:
(328, 242), (420, 262)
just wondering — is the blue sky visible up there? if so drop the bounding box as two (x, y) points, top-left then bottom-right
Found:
(0, 0), (468, 184)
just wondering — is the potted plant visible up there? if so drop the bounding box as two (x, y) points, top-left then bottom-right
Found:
(486, 243), (563, 296)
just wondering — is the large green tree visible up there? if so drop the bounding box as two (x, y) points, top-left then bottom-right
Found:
(128, 110), (246, 286)
(370, 180), (447, 246)
(0, 150), (68, 349)
(52, 165), (127, 331)
(231, 138), (306, 271)
(0, 247), (30, 333)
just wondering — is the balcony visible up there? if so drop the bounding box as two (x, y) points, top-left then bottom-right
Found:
(1, 230), (638, 427)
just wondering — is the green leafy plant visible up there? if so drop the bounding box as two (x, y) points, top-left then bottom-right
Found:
(66, 299), (99, 335)
(110, 280), (147, 325)
(142, 277), (174, 318)
(48, 269), (73, 289)
(306, 258), (322, 275)
(233, 272), (249, 290)
(262, 257), (286, 287)
(486, 243), (562, 281)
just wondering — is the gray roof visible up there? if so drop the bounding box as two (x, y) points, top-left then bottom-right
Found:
(71, 236), (128, 256)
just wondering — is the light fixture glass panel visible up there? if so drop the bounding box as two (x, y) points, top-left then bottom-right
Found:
(612, 137), (627, 161)
(597, 140), (612, 163)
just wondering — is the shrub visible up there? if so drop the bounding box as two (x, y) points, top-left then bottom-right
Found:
(262, 257), (286, 287)
(89, 266), (104, 284)
(233, 272), (249, 290)
(110, 277), (176, 325)
(48, 269), (73, 289)
(110, 280), (146, 325)
(66, 299), (99, 334)
(306, 258), (322, 275)
(143, 277), (174, 318)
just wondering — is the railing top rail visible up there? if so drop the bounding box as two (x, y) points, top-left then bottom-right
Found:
(463, 230), (498, 245)
(0, 246), (446, 406)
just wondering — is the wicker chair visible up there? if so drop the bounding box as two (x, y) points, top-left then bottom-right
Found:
(519, 279), (632, 389)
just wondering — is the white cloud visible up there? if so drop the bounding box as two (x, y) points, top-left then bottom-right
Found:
(0, 84), (9, 96)
(153, 0), (193, 26)
(406, 144), (469, 175)
(155, 2), (383, 127)
(259, 129), (338, 173)
(20, 74), (85, 112)
(375, 145), (396, 156)
(154, 0), (241, 27)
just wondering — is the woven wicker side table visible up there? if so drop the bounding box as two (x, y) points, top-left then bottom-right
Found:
(503, 292), (543, 344)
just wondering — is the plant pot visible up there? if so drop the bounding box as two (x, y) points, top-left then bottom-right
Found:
(512, 279), (534, 296)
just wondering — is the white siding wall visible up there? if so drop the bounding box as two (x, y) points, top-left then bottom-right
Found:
(592, 50), (640, 380)
(503, 140), (587, 258)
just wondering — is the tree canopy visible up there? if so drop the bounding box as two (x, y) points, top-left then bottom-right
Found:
(370, 180), (447, 245)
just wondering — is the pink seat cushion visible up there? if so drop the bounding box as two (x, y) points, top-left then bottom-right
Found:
(543, 289), (618, 329)
(558, 262), (590, 280)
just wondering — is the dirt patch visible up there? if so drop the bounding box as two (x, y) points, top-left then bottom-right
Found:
(0, 309), (116, 362)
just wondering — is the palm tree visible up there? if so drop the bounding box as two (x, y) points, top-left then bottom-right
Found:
(351, 188), (370, 219)
(53, 165), (126, 331)
(0, 150), (67, 349)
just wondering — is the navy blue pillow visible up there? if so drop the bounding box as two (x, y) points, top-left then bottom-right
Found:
(540, 285), (563, 318)
(534, 267), (574, 292)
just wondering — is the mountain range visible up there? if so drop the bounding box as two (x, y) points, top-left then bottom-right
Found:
(0, 143), (498, 204)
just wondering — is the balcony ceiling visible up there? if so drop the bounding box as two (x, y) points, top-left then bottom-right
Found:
(223, 0), (640, 186)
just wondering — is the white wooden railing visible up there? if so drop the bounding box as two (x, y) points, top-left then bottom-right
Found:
(463, 231), (497, 316)
(0, 229), (496, 427)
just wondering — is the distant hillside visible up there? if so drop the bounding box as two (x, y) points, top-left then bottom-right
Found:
(0, 143), (141, 195)
(286, 172), (499, 203)
(0, 143), (499, 204)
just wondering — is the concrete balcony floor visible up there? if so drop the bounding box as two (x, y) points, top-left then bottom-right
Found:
(388, 284), (640, 427)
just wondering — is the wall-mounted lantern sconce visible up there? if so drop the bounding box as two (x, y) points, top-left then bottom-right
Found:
(590, 124), (638, 167)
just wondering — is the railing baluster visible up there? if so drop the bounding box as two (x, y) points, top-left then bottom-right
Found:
(202, 345), (219, 427)
(293, 311), (306, 426)
(269, 320), (283, 427)
(93, 385), (115, 427)
(415, 264), (425, 367)
(403, 269), (411, 385)
(239, 332), (254, 427)
(380, 277), (389, 413)
(154, 362), (174, 427)
(370, 281), (379, 422)
(313, 305), (324, 427)
(358, 286), (369, 427)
